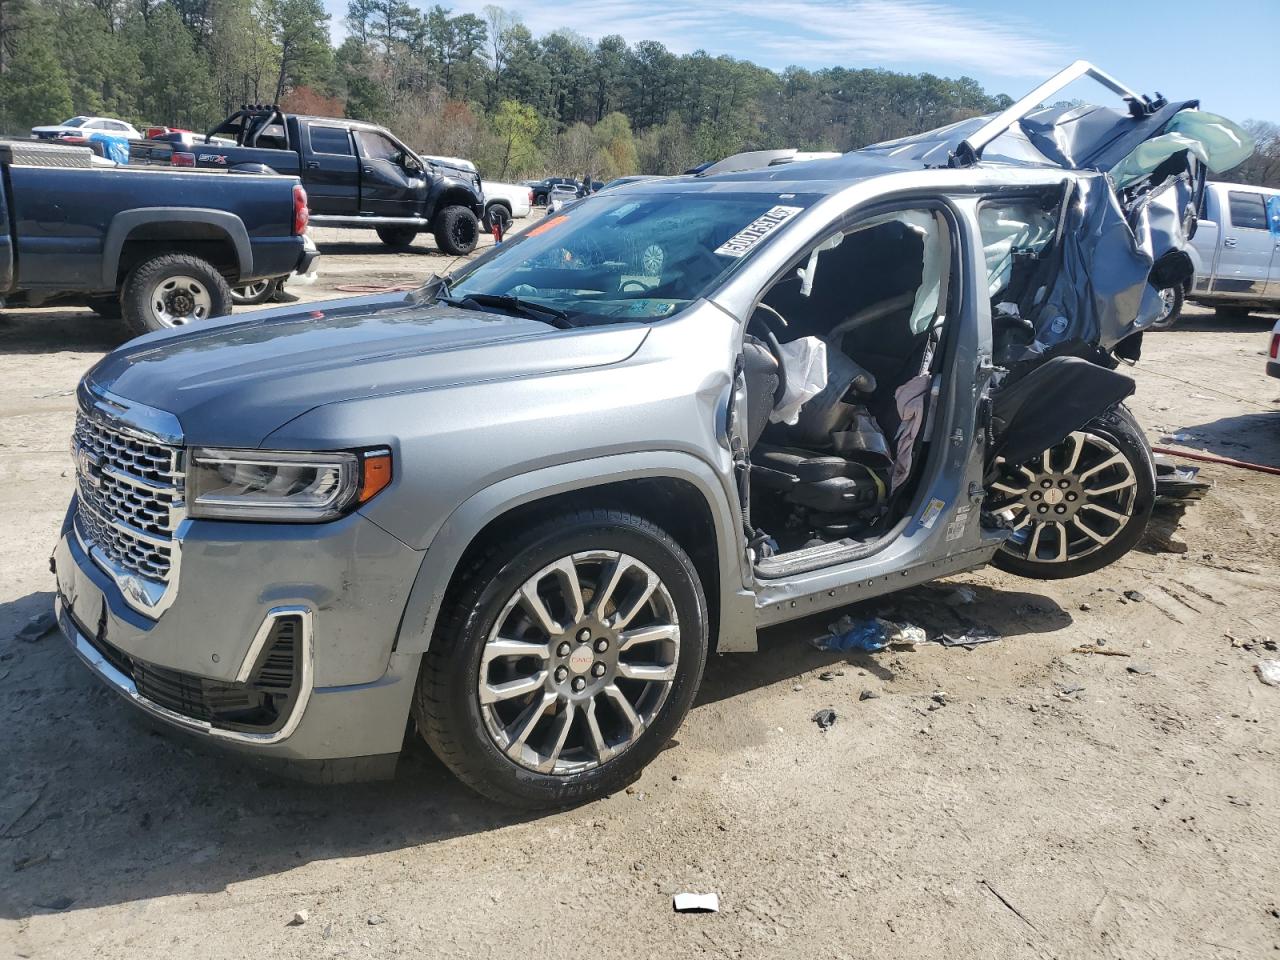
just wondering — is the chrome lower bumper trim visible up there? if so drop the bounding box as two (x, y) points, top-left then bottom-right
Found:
(56, 595), (314, 746)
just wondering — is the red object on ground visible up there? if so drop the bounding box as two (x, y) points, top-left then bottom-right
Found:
(1151, 446), (1280, 477)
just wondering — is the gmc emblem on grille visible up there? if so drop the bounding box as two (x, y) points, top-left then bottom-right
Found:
(75, 446), (102, 489)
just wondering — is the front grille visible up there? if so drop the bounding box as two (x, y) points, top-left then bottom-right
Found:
(87, 615), (303, 733)
(73, 411), (182, 584)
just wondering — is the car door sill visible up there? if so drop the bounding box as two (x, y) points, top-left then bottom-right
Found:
(753, 514), (914, 579)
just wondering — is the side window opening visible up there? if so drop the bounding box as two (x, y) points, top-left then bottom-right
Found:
(743, 208), (954, 559)
(1227, 191), (1268, 230)
(309, 126), (353, 157)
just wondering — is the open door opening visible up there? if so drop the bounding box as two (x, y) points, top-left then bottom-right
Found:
(736, 206), (955, 576)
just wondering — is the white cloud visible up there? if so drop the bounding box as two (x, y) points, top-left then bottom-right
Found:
(424, 0), (1067, 78)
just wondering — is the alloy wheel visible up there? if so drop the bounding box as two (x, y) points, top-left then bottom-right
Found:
(231, 279), (271, 303)
(477, 550), (680, 775)
(988, 431), (1139, 565)
(150, 275), (212, 327)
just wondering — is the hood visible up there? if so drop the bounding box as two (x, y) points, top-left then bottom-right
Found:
(86, 291), (648, 447)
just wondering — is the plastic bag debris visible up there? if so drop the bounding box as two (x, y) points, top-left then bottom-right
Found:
(1255, 660), (1280, 687)
(935, 628), (1001, 649)
(673, 892), (720, 913)
(813, 616), (924, 653)
(769, 336), (828, 425)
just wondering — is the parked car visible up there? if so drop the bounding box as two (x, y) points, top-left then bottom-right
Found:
(135, 106), (484, 255)
(1268, 319), (1280, 379)
(0, 139), (316, 334)
(546, 182), (578, 214)
(598, 175), (661, 192)
(529, 177), (580, 205)
(31, 116), (142, 140)
(52, 62), (1248, 808)
(1178, 181), (1280, 323)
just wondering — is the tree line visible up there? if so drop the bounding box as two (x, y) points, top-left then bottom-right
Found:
(1, 0), (1275, 187)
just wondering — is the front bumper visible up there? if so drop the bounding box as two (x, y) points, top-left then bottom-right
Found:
(53, 506), (424, 766)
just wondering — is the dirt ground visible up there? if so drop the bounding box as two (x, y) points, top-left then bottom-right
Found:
(1, 227), (1278, 959)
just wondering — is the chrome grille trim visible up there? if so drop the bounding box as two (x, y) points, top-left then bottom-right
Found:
(71, 384), (185, 618)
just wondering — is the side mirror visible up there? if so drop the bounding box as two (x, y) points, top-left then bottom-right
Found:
(402, 154), (423, 175)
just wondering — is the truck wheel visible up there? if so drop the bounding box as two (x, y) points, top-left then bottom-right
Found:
(230, 278), (281, 305)
(376, 226), (418, 249)
(987, 404), (1155, 579)
(122, 254), (233, 335)
(432, 206), (480, 256)
(414, 509), (708, 808)
(482, 202), (512, 232)
(1149, 285), (1183, 330)
(85, 296), (122, 319)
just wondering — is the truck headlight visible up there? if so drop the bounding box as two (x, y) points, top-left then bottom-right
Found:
(186, 447), (392, 522)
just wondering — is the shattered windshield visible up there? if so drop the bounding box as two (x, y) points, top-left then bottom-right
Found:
(447, 191), (819, 324)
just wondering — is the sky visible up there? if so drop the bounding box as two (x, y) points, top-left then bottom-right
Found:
(321, 0), (1279, 123)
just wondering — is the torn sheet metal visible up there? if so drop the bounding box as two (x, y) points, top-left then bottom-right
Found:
(1034, 176), (1152, 350)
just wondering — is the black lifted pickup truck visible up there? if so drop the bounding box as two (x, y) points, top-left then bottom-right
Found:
(0, 139), (316, 335)
(136, 106), (485, 255)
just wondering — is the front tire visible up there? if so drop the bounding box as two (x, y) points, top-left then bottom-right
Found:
(414, 509), (708, 808)
(432, 205), (480, 255)
(376, 226), (418, 249)
(482, 202), (512, 232)
(1149, 285), (1183, 330)
(988, 404), (1155, 579)
(121, 254), (232, 335)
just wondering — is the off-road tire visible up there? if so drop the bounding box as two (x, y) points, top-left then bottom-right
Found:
(375, 226), (418, 249)
(432, 205), (480, 256)
(991, 403), (1155, 579)
(122, 253), (232, 336)
(413, 509), (709, 808)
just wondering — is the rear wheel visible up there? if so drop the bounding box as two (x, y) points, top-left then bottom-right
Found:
(482, 202), (512, 232)
(414, 509), (708, 808)
(376, 226), (418, 249)
(432, 205), (480, 256)
(988, 405), (1155, 579)
(230, 278), (281, 305)
(121, 253), (232, 336)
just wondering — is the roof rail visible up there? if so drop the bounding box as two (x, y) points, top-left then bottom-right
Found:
(951, 60), (1153, 167)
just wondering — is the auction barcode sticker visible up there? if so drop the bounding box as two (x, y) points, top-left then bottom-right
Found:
(714, 205), (803, 258)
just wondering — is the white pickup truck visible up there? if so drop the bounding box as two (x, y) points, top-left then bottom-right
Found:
(420, 154), (532, 229)
(1178, 181), (1280, 323)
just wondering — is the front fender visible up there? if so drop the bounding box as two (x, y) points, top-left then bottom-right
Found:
(391, 450), (757, 657)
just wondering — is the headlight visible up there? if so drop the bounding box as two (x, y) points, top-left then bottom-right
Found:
(186, 447), (392, 522)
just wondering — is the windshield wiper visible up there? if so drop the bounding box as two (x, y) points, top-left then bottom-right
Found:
(439, 292), (576, 329)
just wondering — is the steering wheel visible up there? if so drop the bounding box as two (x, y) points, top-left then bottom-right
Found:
(620, 279), (652, 293)
(747, 303), (790, 406)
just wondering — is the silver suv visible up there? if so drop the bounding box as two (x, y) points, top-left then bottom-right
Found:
(53, 63), (1250, 807)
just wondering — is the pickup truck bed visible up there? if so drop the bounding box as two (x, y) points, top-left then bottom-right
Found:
(0, 139), (315, 334)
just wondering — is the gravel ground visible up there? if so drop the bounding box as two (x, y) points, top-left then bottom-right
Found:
(1, 229), (1278, 958)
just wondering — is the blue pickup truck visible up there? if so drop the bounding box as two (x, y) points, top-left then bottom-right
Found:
(0, 139), (317, 335)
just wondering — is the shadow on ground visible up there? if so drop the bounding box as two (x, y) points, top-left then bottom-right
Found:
(1163, 411), (1280, 468)
(0, 307), (132, 354)
(0, 581), (1069, 920)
